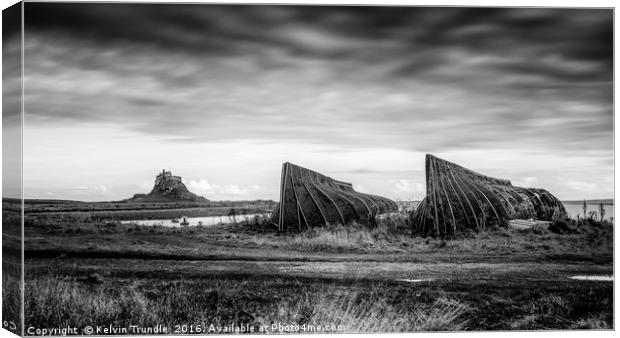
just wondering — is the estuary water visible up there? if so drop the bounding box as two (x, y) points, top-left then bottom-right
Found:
(120, 213), (270, 227)
(563, 202), (614, 222)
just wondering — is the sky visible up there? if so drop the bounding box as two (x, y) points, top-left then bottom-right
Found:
(1, 3), (613, 201)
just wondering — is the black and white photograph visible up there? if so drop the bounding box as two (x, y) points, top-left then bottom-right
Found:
(1, 0), (615, 335)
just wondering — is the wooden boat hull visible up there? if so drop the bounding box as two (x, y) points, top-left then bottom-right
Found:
(272, 162), (398, 231)
(411, 154), (567, 236)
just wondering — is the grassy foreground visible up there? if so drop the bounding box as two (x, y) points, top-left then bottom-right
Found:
(21, 274), (473, 333)
(2, 203), (614, 333)
(18, 269), (612, 332)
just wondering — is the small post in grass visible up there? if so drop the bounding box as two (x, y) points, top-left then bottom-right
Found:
(583, 199), (587, 219)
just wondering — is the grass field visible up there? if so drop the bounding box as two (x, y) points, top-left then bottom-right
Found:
(18, 268), (612, 332)
(1, 199), (614, 333)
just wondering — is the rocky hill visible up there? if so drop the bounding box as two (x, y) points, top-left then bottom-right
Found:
(127, 170), (207, 203)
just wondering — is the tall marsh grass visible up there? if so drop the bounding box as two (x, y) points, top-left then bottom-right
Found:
(247, 213), (413, 252)
(263, 289), (470, 332)
(2, 271), (22, 334)
(21, 274), (470, 333)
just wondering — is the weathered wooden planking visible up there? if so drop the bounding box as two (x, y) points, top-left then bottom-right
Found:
(272, 162), (398, 231)
(508, 219), (552, 230)
(411, 154), (566, 236)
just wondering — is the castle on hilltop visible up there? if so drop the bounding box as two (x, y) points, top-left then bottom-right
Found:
(154, 169), (182, 186)
(127, 169), (207, 202)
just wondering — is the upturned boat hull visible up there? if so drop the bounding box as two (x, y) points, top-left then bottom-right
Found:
(412, 154), (566, 236)
(272, 162), (398, 231)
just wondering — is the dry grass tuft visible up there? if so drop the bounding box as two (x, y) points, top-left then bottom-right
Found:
(258, 288), (470, 332)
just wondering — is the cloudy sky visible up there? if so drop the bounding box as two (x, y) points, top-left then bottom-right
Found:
(2, 3), (613, 201)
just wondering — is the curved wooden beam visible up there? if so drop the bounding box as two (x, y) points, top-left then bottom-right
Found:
(298, 167), (329, 226)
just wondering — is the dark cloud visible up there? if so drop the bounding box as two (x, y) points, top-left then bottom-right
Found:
(2, 2), (20, 41)
(18, 4), (613, 157)
(2, 2), (22, 125)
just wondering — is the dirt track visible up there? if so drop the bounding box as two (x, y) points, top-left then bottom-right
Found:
(27, 257), (613, 284)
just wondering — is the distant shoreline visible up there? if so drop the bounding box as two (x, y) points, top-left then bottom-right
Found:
(3, 197), (614, 206)
(563, 199), (613, 205)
